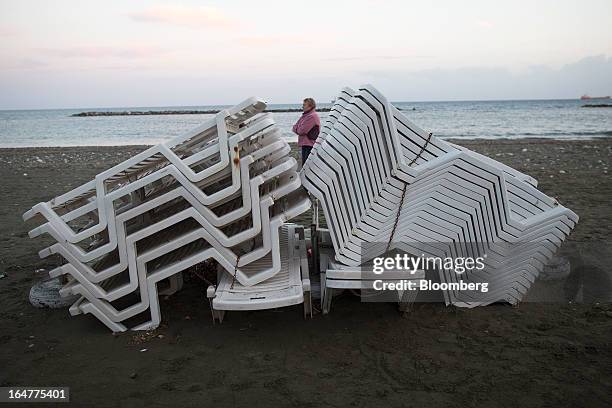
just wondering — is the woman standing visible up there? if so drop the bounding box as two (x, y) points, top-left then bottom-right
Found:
(292, 97), (320, 165)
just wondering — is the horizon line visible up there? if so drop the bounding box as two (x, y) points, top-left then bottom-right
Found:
(0, 97), (594, 112)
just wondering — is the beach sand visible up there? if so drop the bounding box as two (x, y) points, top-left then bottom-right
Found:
(1, 139), (611, 406)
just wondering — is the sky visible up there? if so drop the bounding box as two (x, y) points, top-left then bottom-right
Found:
(0, 0), (611, 109)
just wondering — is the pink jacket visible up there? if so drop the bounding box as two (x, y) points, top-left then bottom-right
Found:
(292, 109), (320, 147)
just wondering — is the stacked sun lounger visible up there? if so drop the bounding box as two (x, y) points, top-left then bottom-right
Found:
(207, 223), (312, 322)
(301, 85), (578, 307)
(23, 98), (311, 331)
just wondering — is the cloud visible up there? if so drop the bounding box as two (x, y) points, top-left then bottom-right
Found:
(237, 35), (309, 46)
(476, 20), (494, 29)
(39, 46), (167, 59)
(0, 26), (18, 36)
(356, 55), (612, 100)
(0, 57), (49, 70)
(19, 58), (48, 69)
(322, 55), (433, 62)
(128, 5), (236, 29)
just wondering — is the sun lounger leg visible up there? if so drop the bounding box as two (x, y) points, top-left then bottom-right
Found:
(398, 288), (418, 313)
(322, 278), (333, 315)
(303, 279), (312, 319)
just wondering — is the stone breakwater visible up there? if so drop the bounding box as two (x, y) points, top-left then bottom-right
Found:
(71, 108), (333, 117)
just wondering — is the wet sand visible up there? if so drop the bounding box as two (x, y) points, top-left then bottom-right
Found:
(0, 139), (611, 407)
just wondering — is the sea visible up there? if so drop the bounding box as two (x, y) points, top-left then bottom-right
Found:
(0, 99), (611, 147)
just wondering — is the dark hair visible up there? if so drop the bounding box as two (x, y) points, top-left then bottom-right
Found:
(303, 98), (316, 109)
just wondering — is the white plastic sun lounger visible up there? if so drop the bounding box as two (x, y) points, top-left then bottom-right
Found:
(23, 97), (313, 331)
(206, 224), (312, 323)
(301, 84), (578, 307)
(306, 141), (572, 302)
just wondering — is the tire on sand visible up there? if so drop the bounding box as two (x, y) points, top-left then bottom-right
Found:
(29, 278), (79, 309)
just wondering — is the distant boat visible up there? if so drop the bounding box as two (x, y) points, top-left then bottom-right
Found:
(580, 94), (610, 100)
